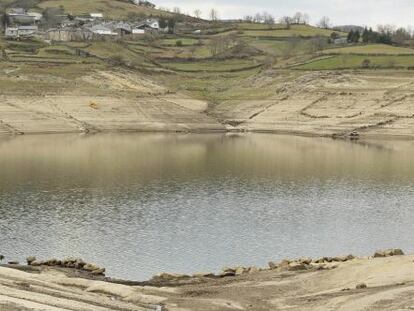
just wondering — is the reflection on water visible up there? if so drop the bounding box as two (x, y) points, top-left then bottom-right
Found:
(1, 133), (414, 280)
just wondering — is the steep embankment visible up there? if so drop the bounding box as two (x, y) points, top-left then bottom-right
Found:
(2, 252), (414, 310)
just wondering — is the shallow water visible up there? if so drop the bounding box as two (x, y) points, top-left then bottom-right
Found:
(1, 133), (414, 280)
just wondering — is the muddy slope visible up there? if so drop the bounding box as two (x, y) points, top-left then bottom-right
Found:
(213, 71), (414, 139)
(0, 69), (224, 136)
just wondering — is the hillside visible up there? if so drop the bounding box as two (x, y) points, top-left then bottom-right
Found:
(2, 2), (414, 138)
(37, 0), (171, 19)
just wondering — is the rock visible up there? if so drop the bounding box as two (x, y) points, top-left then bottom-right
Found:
(385, 249), (404, 256)
(154, 273), (188, 280)
(83, 263), (100, 272)
(74, 259), (86, 269)
(248, 267), (259, 274)
(323, 257), (333, 263)
(192, 272), (215, 278)
(45, 258), (61, 266)
(8, 261), (19, 265)
(356, 283), (367, 289)
(30, 260), (42, 266)
(235, 267), (247, 276)
(26, 256), (36, 265)
(349, 131), (360, 139)
(220, 267), (236, 277)
(332, 256), (347, 262)
(299, 258), (312, 265)
(373, 251), (386, 258)
(279, 260), (291, 267)
(91, 268), (106, 275)
(346, 254), (355, 261)
(288, 262), (307, 271)
(63, 257), (77, 266)
(313, 258), (325, 264)
(220, 271), (236, 277)
(268, 261), (278, 270)
(374, 249), (404, 258)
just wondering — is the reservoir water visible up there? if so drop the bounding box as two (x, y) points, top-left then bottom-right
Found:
(1, 133), (414, 280)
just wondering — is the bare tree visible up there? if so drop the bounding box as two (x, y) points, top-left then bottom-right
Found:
(243, 15), (253, 23)
(280, 16), (292, 29)
(318, 16), (331, 29)
(291, 12), (309, 24)
(302, 13), (310, 25)
(209, 8), (219, 21)
(262, 11), (275, 25)
(254, 13), (262, 23)
(193, 9), (202, 19)
(307, 37), (328, 52)
(208, 34), (232, 56)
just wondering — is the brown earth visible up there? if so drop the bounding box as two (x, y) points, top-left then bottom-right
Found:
(0, 67), (224, 136)
(213, 70), (414, 139)
(1, 254), (414, 310)
(2, 65), (414, 139)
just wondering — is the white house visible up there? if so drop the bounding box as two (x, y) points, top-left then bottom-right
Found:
(89, 24), (117, 35)
(132, 18), (160, 34)
(132, 28), (145, 34)
(146, 18), (159, 29)
(333, 37), (348, 45)
(27, 12), (43, 22)
(5, 25), (38, 38)
(90, 13), (104, 19)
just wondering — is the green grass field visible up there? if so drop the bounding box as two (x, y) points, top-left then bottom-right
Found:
(322, 44), (414, 55)
(297, 55), (414, 70)
(242, 25), (344, 38)
(161, 38), (200, 46)
(160, 59), (261, 72)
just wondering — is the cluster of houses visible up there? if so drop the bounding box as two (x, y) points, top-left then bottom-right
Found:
(4, 7), (163, 42)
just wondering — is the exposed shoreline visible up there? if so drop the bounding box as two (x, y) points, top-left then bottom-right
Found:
(2, 70), (414, 140)
(1, 249), (413, 310)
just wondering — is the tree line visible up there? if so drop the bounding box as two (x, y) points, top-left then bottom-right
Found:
(347, 26), (413, 45)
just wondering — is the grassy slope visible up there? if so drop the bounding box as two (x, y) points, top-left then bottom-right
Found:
(297, 54), (414, 70)
(322, 44), (414, 55)
(3, 15), (414, 105)
(241, 25), (345, 38)
(38, 0), (170, 19)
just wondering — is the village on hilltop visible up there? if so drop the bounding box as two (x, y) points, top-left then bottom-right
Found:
(3, 1), (167, 42)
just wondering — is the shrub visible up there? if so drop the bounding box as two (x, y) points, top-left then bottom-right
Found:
(176, 40), (183, 47)
(108, 55), (125, 66)
(361, 59), (371, 68)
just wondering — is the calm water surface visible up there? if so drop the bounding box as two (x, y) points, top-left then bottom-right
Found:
(1, 133), (414, 280)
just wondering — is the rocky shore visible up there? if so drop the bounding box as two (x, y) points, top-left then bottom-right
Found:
(1, 248), (414, 310)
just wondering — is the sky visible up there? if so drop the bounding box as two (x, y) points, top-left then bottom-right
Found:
(154, 0), (414, 28)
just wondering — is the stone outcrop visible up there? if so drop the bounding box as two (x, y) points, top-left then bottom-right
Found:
(27, 257), (106, 275)
(373, 249), (404, 258)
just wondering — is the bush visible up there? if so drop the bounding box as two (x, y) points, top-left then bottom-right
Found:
(361, 59), (371, 68)
(108, 55), (125, 66)
(176, 40), (183, 47)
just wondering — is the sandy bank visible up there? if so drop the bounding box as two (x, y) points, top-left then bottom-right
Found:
(1, 250), (414, 310)
(3, 67), (414, 139)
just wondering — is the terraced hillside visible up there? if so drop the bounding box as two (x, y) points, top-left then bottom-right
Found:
(2, 5), (414, 138)
(38, 0), (171, 19)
